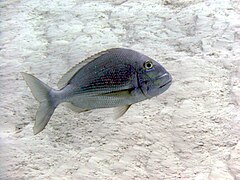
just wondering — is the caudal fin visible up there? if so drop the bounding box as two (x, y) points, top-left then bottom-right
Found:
(21, 72), (57, 135)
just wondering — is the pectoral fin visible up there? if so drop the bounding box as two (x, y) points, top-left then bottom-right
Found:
(113, 105), (131, 119)
(100, 88), (133, 97)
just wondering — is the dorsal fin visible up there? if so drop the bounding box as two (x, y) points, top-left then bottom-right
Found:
(57, 50), (110, 89)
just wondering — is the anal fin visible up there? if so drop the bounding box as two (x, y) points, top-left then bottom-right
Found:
(65, 103), (89, 113)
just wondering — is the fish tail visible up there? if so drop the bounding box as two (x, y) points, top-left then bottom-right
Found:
(21, 72), (58, 135)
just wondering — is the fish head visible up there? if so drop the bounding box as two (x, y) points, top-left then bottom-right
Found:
(137, 58), (172, 98)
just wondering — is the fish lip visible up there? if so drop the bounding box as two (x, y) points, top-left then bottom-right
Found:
(157, 73), (172, 89)
(159, 79), (172, 88)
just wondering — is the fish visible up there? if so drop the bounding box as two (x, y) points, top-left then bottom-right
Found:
(22, 48), (172, 135)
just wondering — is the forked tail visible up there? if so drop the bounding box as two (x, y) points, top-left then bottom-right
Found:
(21, 72), (58, 135)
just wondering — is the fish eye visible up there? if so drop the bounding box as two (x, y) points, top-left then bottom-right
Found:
(143, 60), (153, 70)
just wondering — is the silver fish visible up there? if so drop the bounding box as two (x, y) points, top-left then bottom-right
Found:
(22, 48), (172, 134)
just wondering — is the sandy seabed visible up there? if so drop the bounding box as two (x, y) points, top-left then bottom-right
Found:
(0, 0), (240, 179)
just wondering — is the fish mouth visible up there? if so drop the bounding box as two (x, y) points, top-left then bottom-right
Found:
(159, 80), (172, 88)
(158, 73), (172, 89)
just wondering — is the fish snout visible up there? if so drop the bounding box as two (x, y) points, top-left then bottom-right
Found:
(158, 72), (172, 89)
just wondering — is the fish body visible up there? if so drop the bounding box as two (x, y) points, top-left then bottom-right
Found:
(22, 48), (172, 134)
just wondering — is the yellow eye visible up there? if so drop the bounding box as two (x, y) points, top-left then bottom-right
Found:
(143, 60), (153, 70)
